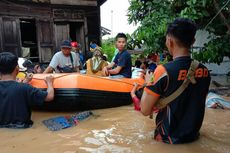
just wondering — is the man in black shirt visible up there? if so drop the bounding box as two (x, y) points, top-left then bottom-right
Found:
(140, 18), (211, 144)
(0, 52), (54, 128)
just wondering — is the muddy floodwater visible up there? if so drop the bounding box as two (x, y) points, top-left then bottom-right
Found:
(0, 105), (229, 153)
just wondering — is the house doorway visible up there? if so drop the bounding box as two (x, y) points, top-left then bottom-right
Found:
(70, 22), (83, 41)
(20, 19), (38, 62)
(69, 22), (85, 54)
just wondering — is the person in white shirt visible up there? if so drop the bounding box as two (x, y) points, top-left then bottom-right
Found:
(43, 40), (80, 73)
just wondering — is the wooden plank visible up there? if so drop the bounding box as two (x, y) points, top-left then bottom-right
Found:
(2, 17), (22, 56)
(0, 17), (3, 52)
(39, 21), (53, 44)
(40, 47), (53, 63)
(74, 22), (86, 56)
(1, 0), (106, 8)
(36, 19), (54, 63)
(0, 2), (51, 19)
(52, 9), (85, 20)
(50, 0), (97, 6)
(5, 0), (106, 6)
(54, 23), (70, 51)
(84, 16), (89, 54)
(53, 19), (84, 22)
(11, 0), (49, 3)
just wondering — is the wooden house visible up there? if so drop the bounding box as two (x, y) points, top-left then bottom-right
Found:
(0, 0), (106, 63)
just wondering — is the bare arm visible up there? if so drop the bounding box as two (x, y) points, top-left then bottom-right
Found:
(22, 73), (33, 83)
(44, 75), (54, 102)
(108, 66), (122, 75)
(144, 70), (153, 83)
(43, 66), (54, 74)
(140, 65), (167, 115)
(130, 83), (139, 98)
(106, 62), (115, 69)
(75, 66), (80, 73)
(140, 90), (159, 116)
(102, 62), (116, 76)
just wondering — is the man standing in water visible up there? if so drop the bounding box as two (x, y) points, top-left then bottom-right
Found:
(103, 33), (132, 78)
(0, 52), (54, 128)
(140, 18), (210, 144)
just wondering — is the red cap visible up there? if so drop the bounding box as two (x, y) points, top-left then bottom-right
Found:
(148, 53), (157, 62)
(71, 41), (78, 47)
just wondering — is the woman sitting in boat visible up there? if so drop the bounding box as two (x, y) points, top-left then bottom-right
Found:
(86, 47), (108, 76)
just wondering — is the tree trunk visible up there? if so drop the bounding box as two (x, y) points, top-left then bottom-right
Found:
(213, 0), (230, 35)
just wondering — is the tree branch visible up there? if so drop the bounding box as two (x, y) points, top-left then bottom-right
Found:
(213, 0), (230, 34)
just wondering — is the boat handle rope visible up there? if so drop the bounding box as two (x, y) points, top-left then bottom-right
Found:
(32, 73), (144, 86)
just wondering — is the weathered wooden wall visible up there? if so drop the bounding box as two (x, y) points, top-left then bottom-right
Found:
(6, 0), (106, 6)
(0, 0), (106, 63)
(51, 0), (97, 6)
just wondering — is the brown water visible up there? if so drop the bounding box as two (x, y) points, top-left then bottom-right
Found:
(0, 105), (229, 153)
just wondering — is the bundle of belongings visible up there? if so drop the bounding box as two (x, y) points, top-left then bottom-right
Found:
(206, 80), (230, 109)
(42, 111), (93, 131)
(206, 92), (230, 109)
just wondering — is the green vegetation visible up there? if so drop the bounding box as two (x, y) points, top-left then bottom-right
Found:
(101, 34), (143, 63)
(101, 38), (116, 62)
(128, 0), (230, 64)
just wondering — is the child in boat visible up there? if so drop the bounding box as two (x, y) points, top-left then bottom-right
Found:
(0, 52), (54, 128)
(16, 72), (33, 83)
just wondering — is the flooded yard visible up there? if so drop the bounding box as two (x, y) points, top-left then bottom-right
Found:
(0, 105), (229, 153)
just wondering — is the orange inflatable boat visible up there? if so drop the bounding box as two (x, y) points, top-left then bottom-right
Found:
(30, 69), (145, 111)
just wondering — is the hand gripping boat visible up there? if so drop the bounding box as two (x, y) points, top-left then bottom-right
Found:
(30, 69), (145, 111)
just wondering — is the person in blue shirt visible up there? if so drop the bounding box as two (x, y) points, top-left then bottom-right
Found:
(102, 33), (132, 78)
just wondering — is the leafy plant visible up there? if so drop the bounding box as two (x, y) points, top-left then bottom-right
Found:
(101, 38), (116, 62)
(102, 33), (144, 62)
(128, 0), (230, 64)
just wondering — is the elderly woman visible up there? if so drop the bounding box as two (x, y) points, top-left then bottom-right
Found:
(86, 47), (108, 76)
